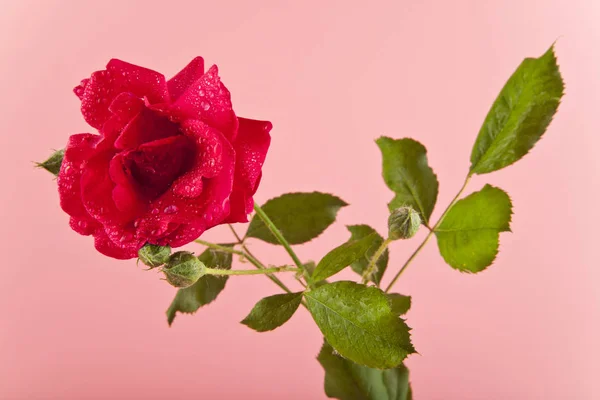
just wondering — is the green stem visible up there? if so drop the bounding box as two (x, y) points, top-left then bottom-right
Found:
(205, 266), (299, 276)
(252, 203), (307, 274)
(227, 224), (294, 294)
(385, 174), (472, 293)
(228, 224), (244, 243)
(361, 238), (392, 284)
(194, 239), (245, 257)
(227, 225), (307, 307)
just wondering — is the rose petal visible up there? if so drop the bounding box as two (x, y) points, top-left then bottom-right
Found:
(108, 92), (145, 122)
(81, 147), (133, 225)
(79, 59), (169, 130)
(108, 153), (146, 215)
(171, 65), (238, 142)
(94, 228), (140, 260)
(167, 57), (204, 101)
(58, 133), (103, 234)
(114, 106), (180, 150)
(73, 79), (89, 99)
(225, 118), (272, 223)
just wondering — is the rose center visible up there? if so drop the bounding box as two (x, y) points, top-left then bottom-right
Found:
(124, 135), (195, 200)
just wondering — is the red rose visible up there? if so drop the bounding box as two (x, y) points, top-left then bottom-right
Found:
(58, 58), (271, 259)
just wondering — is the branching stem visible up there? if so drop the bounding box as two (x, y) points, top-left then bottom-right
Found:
(385, 174), (472, 292)
(205, 266), (299, 276)
(361, 238), (392, 284)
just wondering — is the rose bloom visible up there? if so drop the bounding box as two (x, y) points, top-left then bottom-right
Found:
(58, 58), (271, 259)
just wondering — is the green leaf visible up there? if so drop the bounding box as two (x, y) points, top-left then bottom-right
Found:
(246, 192), (348, 245)
(347, 225), (388, 285)
(435, 185), (512, 273)
(376, 137), (439, 224)
(166, 246), (233, 325)
(241, 292), (304, 332)
(470, 45), (564, 174)
(318, 342), (412, 400)
(305, 281), (415, 369)
(36, 149), (64, 176)
(312, 234), (379, 282)
(387, 294), (411, 316)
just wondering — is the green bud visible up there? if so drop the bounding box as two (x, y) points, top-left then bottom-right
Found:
(163, 251), (205, 288)
(138, 244), (171, 268)
(36, 149), (64, 176)
(388, 207), (421, 240)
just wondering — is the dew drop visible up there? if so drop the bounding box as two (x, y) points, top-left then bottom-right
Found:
(119, 233), (133, 243)
(151, 208), (159, 215)
(164, 205), (178, 214)
(200, 101), (210, 111)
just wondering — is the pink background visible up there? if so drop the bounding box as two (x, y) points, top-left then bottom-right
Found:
(1, 0), (599, 398)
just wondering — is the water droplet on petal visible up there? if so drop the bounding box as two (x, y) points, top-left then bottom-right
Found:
(151, 208), (159, 215)
(119, 233), (133, 243)
(200, 101), (210, 111)
(164, 205), (178, 214)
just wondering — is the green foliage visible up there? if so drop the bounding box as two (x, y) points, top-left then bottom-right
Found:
(318, 342), (412, 400)
(241, 292), (304, 332)
(435, 185), (512, 273)
(246, 192), (348, 245)
(166, 247), (233, 325)
(305, 281), (415, 369)
(347, 225), (388, 285)
(470, 45), (564, 174)
(36, 149), (64, 176)
(387, 294), (411, 316)
(312, 234), (379, 282)
(376, 137), (439, 224)
(138, 244), (171, 268)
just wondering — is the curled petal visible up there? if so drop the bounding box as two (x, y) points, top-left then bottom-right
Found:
(81, 149), (134, 225)
(73, 79), (89, 99)
(225, 118), (272, 223)
(108, 92), (145, 122)
(79, 59), (169, 130)
(94, 228), (140, 260)
(114, 106), (180, 150)
(108, 154), (146, 215)
(167, 57), (204, 101)
(58, 133), (103, 233)
(171, 65), (238, 141)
